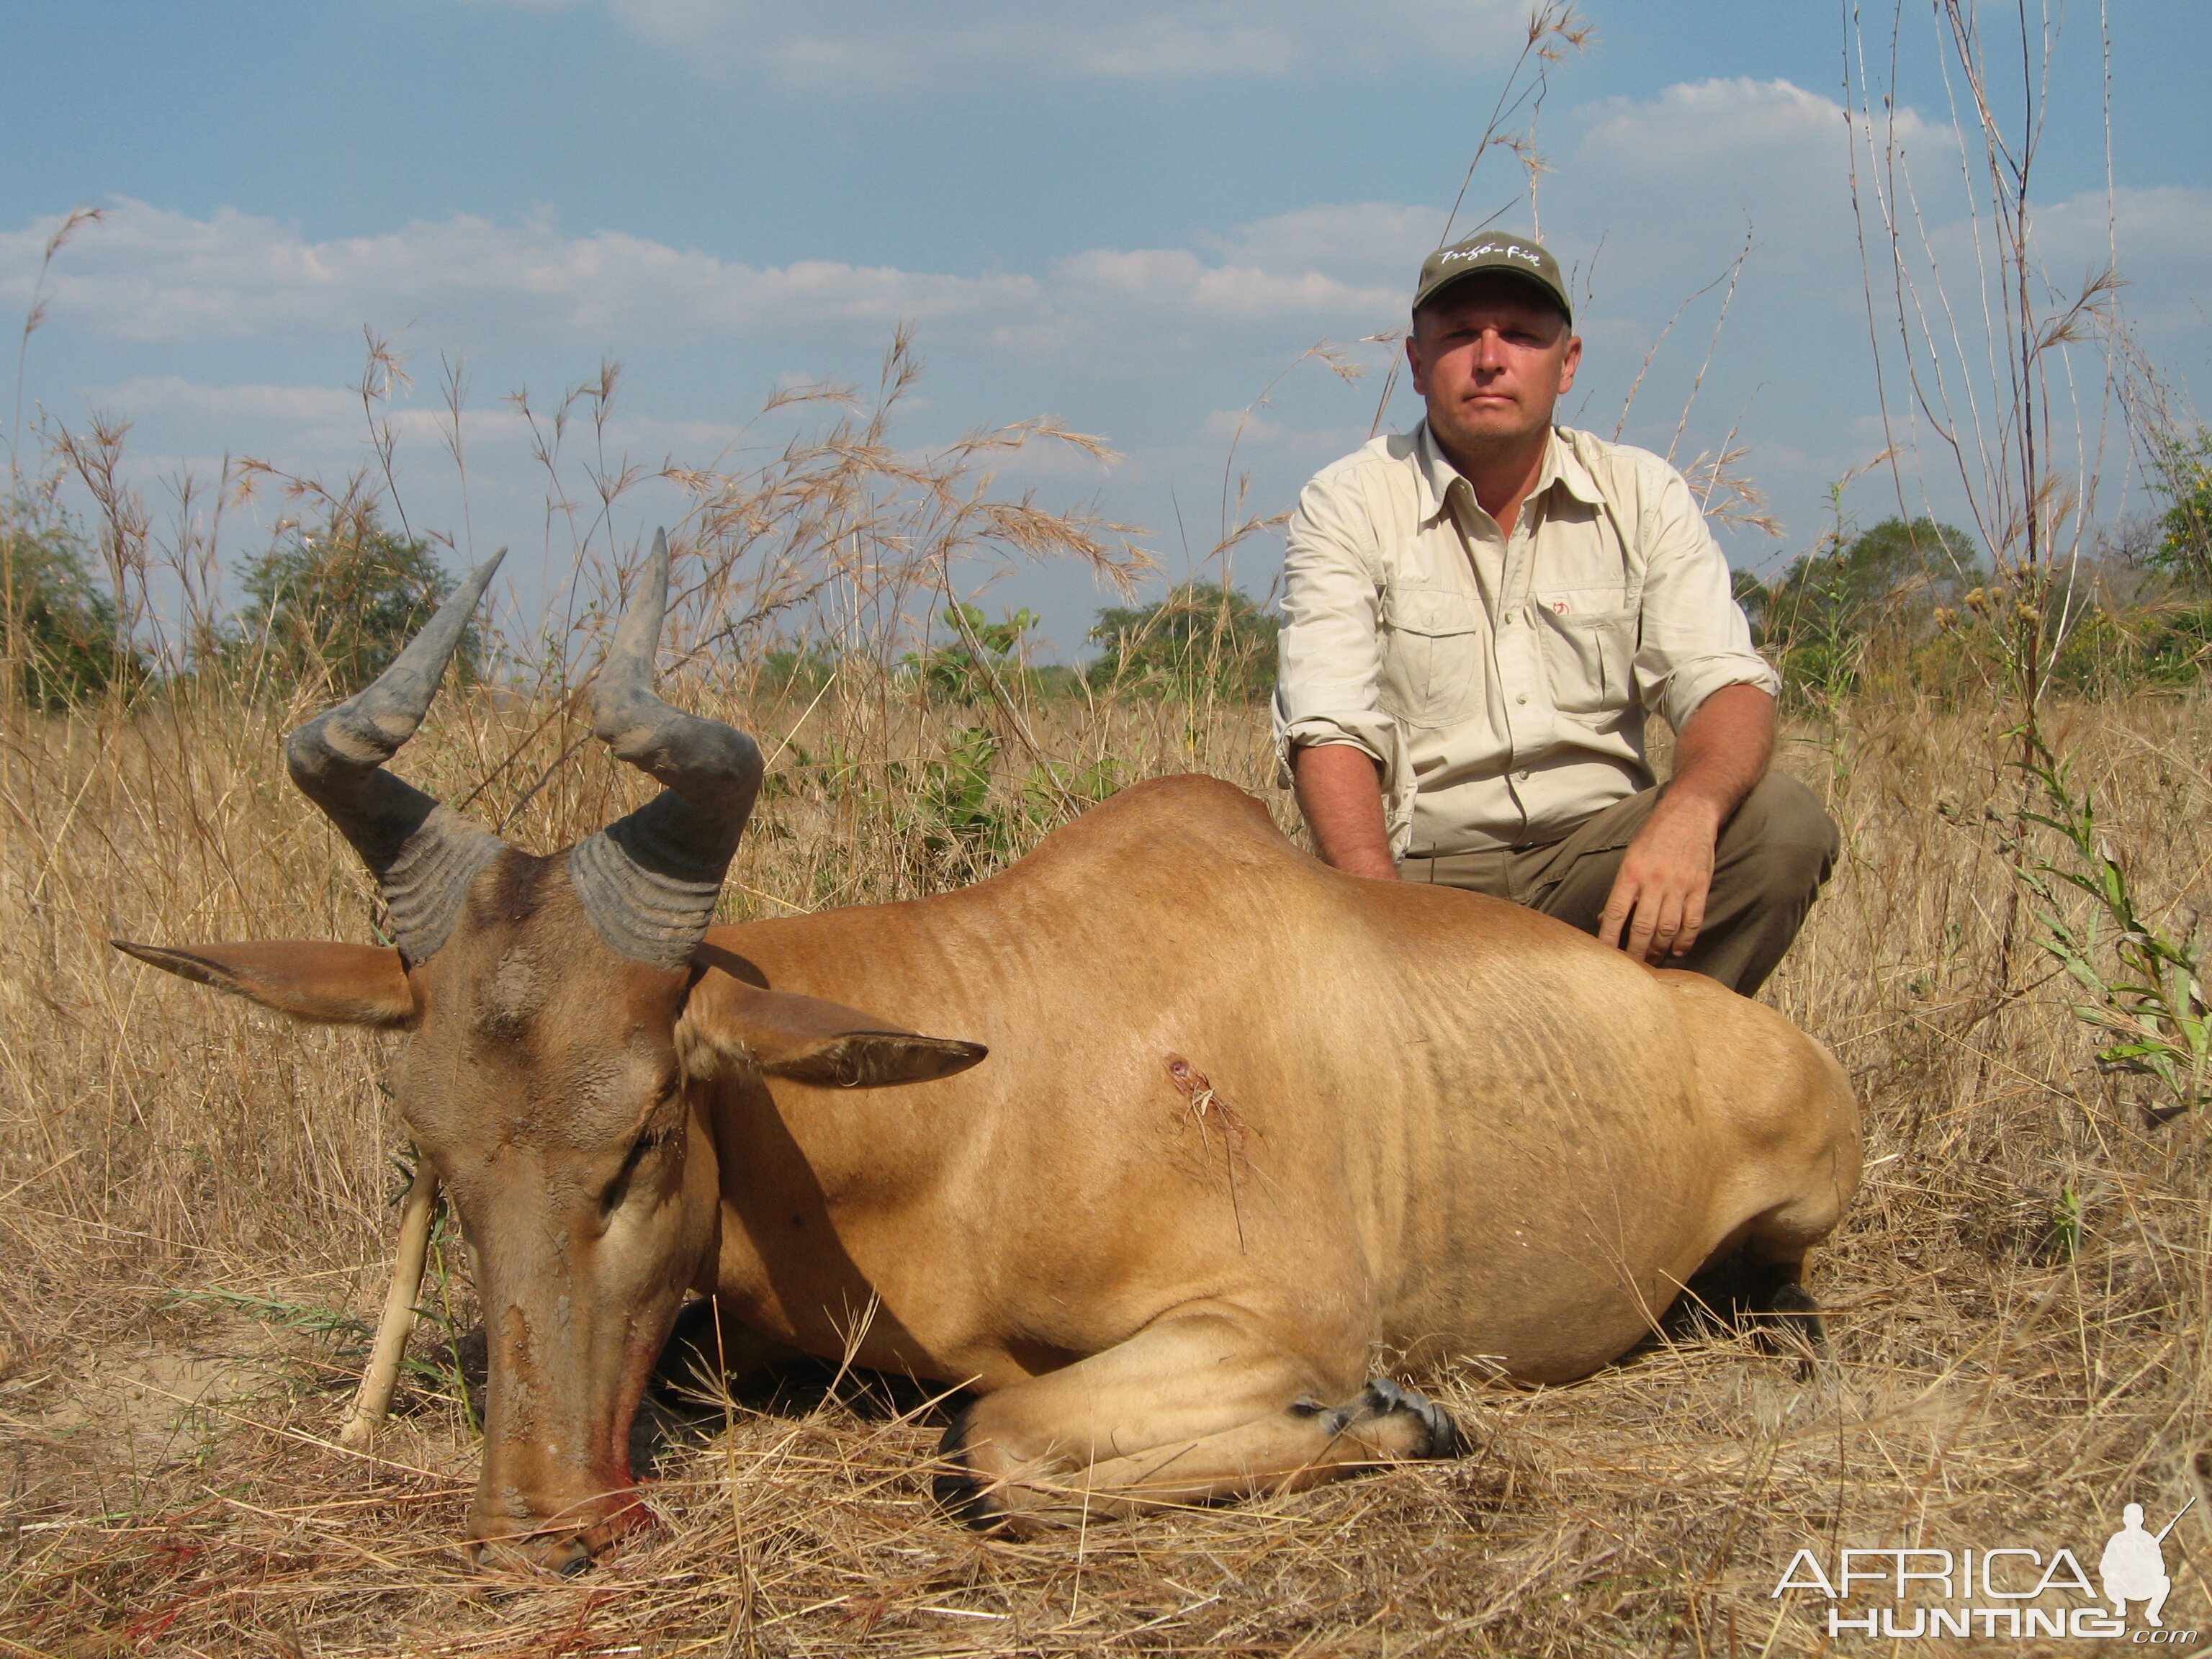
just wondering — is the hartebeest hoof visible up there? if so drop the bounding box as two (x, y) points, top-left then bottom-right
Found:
(1754, 1277), (1826, 1354)
(1674, 1246), (1828, 1357)
(1341, 1377), (1464, 1460)
(932, 1373), (1465, 1531)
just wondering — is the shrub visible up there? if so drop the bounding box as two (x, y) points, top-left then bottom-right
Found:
(1740, 517), (1979, 701)
(900, 604), (1038, 706)
(232, 512), (476, 696)
(1087, 582), (1278, 701)
(2145, 426), (2212, 588)
(0, 501), (140, 709)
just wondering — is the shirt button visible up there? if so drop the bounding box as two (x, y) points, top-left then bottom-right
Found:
(1516, 693), (1528, 704)
(1518, 770), (1531, 781)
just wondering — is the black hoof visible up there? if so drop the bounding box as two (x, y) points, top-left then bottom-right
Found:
(1676, 1251), (1826, 1358)
(1357, 1377), (1465, 1460)
(931, 1409), (1000, 1529)
(1754, 1279), (1826, 1355)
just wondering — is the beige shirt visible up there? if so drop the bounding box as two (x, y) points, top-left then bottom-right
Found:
(1273, 423), (1779, 857)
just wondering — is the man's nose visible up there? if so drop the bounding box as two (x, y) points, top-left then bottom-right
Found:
(1472, 328), (1509, 370)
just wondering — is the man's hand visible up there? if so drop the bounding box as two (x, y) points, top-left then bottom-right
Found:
(1599, 683), (1775, 966)
(1599, 793), (1721, 964)
(1292, 742), (1398, 880)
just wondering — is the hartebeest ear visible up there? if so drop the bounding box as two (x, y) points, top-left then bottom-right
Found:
(698, 979), (986, 1089)
(112, 940), (420, 1029)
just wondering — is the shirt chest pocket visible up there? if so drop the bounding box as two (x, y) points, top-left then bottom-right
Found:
(1533, 588), (1637, 714)
(1379, 584), (1485, 729)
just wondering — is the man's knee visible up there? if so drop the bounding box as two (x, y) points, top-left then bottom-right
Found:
(1715, 773), (1839, 904)
(1731, 775), (1838, 861)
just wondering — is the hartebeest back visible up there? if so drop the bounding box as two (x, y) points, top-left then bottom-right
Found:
(120, 534), (1858, 1570)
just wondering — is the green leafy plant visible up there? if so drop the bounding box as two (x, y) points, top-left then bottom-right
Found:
(2144, 426), (2212, 588)
(2048, 1186), (2083, 1262)
(901, 724), (1010, 873)
(403, 1195), (482, 1433)
(2017, 729), (2208, 1117)
(1022, 754), (1125, 823)
(156, 1287), (373, 1354)
(902, 604), (1037, 706)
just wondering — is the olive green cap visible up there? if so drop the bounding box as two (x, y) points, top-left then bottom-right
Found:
(1413, 231), (1572, 323)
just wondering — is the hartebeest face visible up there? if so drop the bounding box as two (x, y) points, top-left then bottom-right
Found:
(117, 534), (983, 1573)
(400, 858), (714, 1570)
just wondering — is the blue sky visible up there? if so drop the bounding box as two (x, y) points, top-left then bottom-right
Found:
(4, 1), (2206, 661)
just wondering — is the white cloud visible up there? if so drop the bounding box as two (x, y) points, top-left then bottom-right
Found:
(458, 0), (1527, 86)
(1201, 408), (1284, 444)
(2035, 184), (2212, 331)
(77, 369), (783, 480)
(91, 376), (360, 425)
(1052, 247), (1396, 318)
(0, 200), (1046, 346)
(1560, 78), (1912, 287)
(1202, 202), (1442, 287)
(19, 87), (2194, 386)
(1577, 77), (1856, 180)
(17, 78), (2203, 567)
(1, 199), (1412, 363)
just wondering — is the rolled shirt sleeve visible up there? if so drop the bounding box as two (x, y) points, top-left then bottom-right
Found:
(1272, 469), (1418, 853)
(1632, 464), (1780, 733)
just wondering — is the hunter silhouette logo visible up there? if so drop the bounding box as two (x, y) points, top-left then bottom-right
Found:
(1771, 1498), (2199, 1641)
(2102, 1501), (2190, 1628)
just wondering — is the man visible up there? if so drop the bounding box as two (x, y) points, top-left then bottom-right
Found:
(1274, 231), (1838, 995)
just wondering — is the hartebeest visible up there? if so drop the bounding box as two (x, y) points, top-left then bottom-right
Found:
(118, 535), (1858, 1570)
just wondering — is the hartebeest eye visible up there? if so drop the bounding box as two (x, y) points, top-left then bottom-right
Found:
(601, 1128), (660, 1221)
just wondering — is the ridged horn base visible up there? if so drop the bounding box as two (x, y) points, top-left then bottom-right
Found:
(566, 806), (726, 970)
(379, 809), (508, 962)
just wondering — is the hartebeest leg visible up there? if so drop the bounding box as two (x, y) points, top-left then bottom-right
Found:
(935, 1304), (1460, 1528)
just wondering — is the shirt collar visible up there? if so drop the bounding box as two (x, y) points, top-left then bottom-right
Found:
(1412, 422), (1604, 524)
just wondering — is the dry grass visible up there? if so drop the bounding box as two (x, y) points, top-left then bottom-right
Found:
(4, 661), (2212, 1655)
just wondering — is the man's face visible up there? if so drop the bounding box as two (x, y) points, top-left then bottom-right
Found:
(1407, 277), (1581, 459)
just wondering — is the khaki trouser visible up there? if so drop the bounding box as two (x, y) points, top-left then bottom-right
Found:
(1396, 773), (1840, 995)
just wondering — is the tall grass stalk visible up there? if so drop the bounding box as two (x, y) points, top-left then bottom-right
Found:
(1846, 1), (2209, 1119)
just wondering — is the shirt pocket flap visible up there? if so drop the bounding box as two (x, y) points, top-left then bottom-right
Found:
(1533, 601), (1637, 711)
(1382, 586), (1479, 637)
(1536, 604), (1637, 638)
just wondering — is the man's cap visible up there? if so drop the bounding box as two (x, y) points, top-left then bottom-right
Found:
(1413, 232), (1572, 323)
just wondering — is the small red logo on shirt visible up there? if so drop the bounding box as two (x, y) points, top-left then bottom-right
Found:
(1551, 599), (1569, 614)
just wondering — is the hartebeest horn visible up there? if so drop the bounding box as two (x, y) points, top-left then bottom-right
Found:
(284, 549), (511, 963)
(567, 530), (763, 968)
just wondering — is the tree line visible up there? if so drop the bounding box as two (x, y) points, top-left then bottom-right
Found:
(0, 498), (475, 709)
(8, 429), (2211, 714)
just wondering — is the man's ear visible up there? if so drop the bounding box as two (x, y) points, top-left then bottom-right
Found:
(112, 940), (419, 1029)
(687, 976), (986, 1089)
